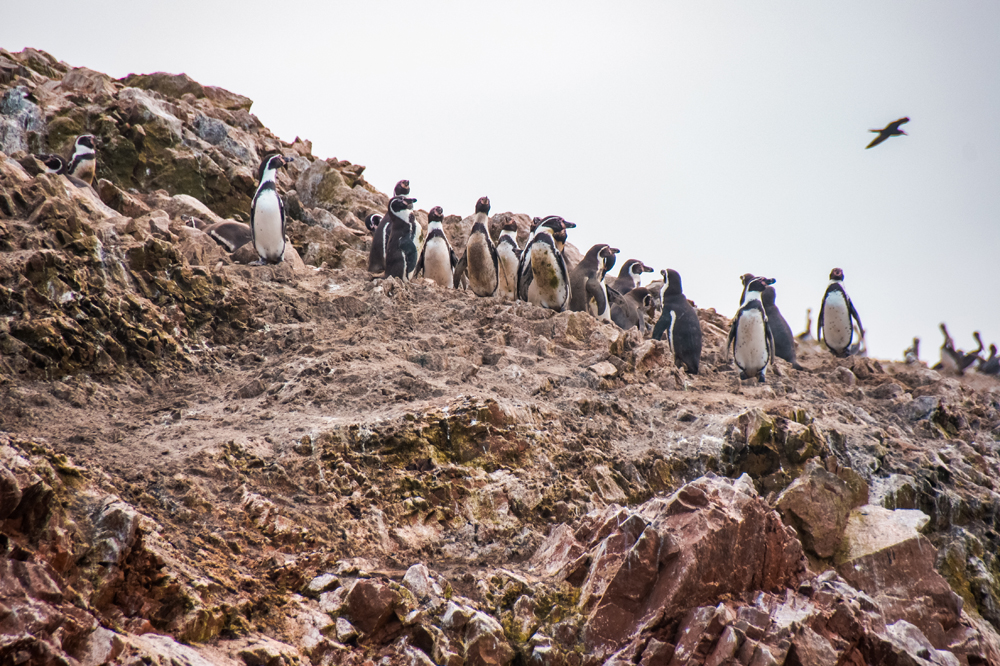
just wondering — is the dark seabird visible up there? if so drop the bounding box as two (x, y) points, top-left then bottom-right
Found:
(866, 117), (909, 149)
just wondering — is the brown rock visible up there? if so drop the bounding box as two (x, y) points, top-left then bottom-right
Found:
(775, 459), (862, 558)
(97, 179), (151, 218)
(0, 463), (21, 519)
(345, 579), (400, 635)
(464, 611), (515, 666)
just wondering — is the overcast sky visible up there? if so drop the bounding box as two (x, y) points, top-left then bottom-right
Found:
(4, 2), (999, 361)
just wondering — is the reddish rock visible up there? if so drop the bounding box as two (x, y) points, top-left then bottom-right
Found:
(775, 459), (863, 558)
(345, 579), (401, 636)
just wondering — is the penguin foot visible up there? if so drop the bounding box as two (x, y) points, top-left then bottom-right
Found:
(738, 371), (749, 381)
(756, 370), (767, 383)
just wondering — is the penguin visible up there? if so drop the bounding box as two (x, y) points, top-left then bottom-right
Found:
(364, 213), (383, 234)
(652, 269), (703, 374)
(761, 285), (804, 370)
(611, 287), (653, 333)
(817, 268), (864, 358)
(35, 153), (66, 174)
(517, 216), (574, 311)
(64, 134), (97, 184)
(727, 276), (776, 383)
(903, 337), (920, 364)
(383, 195), (419, 280)
(367, 180), (410, 274)
(206, 221), (253, 252)
(569, 244), (619, 321)
(413, 206), (457, 288)
(980, 344), (999, 376)
(453, 197), (498, 296)
(796, 308), (815, 342)
(495, 220), (522, 300)
(610, 260), (653, 295)
(866, 117), (910, 149)
(250, 153), (293, 264)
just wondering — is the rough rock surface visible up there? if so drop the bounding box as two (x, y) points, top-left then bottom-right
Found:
(3, 48), (1000, 665)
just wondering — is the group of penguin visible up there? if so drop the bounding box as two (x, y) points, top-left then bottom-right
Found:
(337, 168), (869, 383)
(38, 144), (870, 384)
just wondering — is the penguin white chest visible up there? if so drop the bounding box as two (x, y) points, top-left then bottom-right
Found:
(496, 246), (519, 299)
(734, 309), (769, 374)
(423, 237), (453, 288)
(528, 247), (568, 310)
(252, 192), (285, 262)
(823, 291), (852, 351)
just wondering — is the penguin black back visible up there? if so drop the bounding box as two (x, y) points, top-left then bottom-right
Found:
(384, 195), (419, 280)
(762, 286), (803, 370)
(653, 269), (703, 374)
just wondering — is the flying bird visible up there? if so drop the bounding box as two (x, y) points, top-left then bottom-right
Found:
(866, 117), (910, 149)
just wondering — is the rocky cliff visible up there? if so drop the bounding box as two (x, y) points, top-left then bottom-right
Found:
(2, 47), (1000, 666)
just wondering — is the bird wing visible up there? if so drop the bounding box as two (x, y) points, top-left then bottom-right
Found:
(866, 133), (889, 149)
(453, 252), (468, 289)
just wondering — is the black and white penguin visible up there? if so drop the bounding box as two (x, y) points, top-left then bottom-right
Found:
(727, 276), (776, 382)
(517, 216), (574, 311)
(368, 181), (410, 274)
(413, 206), (457, 288)
(817, 268), (864, 358)
(64, 135), (97, 185)
(453, 197), (498, 296)
(206, 221), (253, 253)
(384, 195), (419, 280)
(495, 220), (522, 300)
(364, 213), (383, 234)
(762, 285), (804, 370)
(611, 287), (653, 333)
(569, 244), (618, 321)
(35, 153), (66, 174)
(250, 154), (293, 264)
(652, 269), (703, 374)
(980, 344), (999, 376)
(611, 260), (653, 295)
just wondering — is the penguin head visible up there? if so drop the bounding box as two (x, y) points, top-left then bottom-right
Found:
(475, 196), (491, 215)
(75, 134), (96, 152)
(394, 179), (410, 196)
(625, 259), (653, 278)
(663, 269), (683, 296)
(761, 285), (777, 307)
(428, 206), (444, 223)
(744, 276), (775, 300)
(39, 154), (65, 173)
(501, 220), (518, 233)
(530, 217), (542, 232)
(364, 212), (383, 233)
(257, 154), (293, 181)
(829, 267), (844, 282)
(600, 246), (620, 275)
(629, 287), (652, 307)
(389, 195), (417, 218)
(740, 273), (756, 287)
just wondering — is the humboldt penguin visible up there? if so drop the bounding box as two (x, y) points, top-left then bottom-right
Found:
(762, 285), (803, 370)
(981, 344), (999, 376)
(413, 206), (457, 288)
(652, 269), (702, 374)
(611, 287), (653, 333)
(35, 153), (65, 174)
(866, 117), (910, 149)
(206, 221), (252, 253)
(569, 244), (619, 320)
(517, 216), (574, 311)
(64, 134), (97, 185)
(368, 180), (410, 274)
(727, 276), (776, 382)
(250, 154), (293, 264)
(817, 268), (864, 357)
(611, 259), (653, 295)
(495, 220), (522, 300)
(364, 213), (383, 234)
(384, 195), (419, 280)
(453, 197), (498, 296)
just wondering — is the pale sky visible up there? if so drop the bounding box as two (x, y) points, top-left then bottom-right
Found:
(4, 2), (999, 361)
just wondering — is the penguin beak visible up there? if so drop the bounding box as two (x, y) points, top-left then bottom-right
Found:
(562, 221), (577, 229)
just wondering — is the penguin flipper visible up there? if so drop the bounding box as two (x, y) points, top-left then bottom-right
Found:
(278, 192), (286, 242)
(726, 315), (738, 360)
(453, 253), (468, 289)
(413, 246), (426, 280)
(586, 277), (607, 317)
(816, 299), (826, 345)
(651, 310), (669, 342)
(848, 298), (865, 339)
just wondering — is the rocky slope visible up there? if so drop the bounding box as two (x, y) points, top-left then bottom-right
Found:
(2, 47), (1000, 666)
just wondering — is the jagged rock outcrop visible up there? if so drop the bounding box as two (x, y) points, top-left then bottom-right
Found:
(3, 48), (1000, 665)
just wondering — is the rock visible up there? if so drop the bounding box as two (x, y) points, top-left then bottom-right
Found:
(304, 573), (339, 598)
(881, 621), (961, 666)
(97, 179), (151, 218)
(834, 366), (857, 386)
(402, 563), (441, 600)
(589, 361), (618, 378)
(335, 617), (358, 643)
(345, 578), (400, 635)
(775, 459), (863, 558)
(464, 611), (515, 666)
(237, 637), (303, 666)
(89, 495), (140, 566)
(586, 465), (628, 504)
(0, 463), (22, 519)
(837, 505), (961, 649)
(901, 395), (939, 421)
(441, 601), (474, 630)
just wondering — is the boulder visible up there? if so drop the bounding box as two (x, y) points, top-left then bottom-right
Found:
(775, 459), (864, 558)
